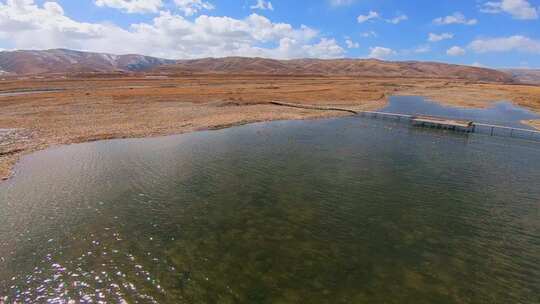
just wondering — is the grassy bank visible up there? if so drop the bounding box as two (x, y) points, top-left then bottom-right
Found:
(1, 75), (539, 181)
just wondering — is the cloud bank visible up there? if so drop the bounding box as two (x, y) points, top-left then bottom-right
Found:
(469, 36), (540, 53)
(0, 0), (344, 59)
(480, 0), (538, 20)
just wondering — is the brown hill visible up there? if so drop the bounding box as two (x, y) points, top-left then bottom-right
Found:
(502, 69), (540, 85)
(159, 57), (513, 82)
(0, 49), (514, 83)
(0, 49), (173, 75)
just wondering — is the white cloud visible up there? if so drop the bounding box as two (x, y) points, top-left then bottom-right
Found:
(368, 46), (395, 59)
(428, 32), (454, 42)
(0, 1), (344, 59)
(447, 46), (466, 56)
(469, 35), (540, 53)
(480, 0), (538, 20)
(44, 2), (65, 15)
(174, 0), (214, 16)
(345, 38), (359, 49)
(360, 31), (377, 38)
(357, 11), (380, 23)
(300, 38), (345, 58)
(94, 0), (163, 14)
(387, 14), (408, 24)
(434, 12), (478, 25)
(358, 11), (408, 24)
(329, 0), (355, 6)
(251, 0), (273, 11)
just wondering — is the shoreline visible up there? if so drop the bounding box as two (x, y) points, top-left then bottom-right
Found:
(0, 102), (371, 183)
(3, 99), (540, 184)
(1, 75), (539, 183)
(523, 119), (540, 130)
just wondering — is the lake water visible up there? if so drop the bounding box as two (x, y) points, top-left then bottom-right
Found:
(383, 96), (540, 129)
(1, 97), (539, 303)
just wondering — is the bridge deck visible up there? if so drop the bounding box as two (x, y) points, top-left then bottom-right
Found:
(411, 115), (473, 129)
(270, 101), (540, 141)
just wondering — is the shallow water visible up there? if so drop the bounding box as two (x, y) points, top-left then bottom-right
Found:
(1, 98), (540, 303)
(383, 96), (540, 128)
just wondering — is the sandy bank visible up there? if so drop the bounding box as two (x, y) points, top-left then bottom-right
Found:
(523, 119), (540, 131)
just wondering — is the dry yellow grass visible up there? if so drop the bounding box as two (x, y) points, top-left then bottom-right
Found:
(0, 75), (539, 181)
(396, 81), (540, 111)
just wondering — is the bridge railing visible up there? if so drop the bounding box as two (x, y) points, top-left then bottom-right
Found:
(357, 111), (413, 121)
(357, 111), (540, 142)
(473, 123), (540, 142)
(269, 101), (540, 143)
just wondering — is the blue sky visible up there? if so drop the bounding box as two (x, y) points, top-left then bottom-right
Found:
(0, 0), (539, 68)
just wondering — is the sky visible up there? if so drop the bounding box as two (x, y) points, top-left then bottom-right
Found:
(0, 0), (539, 68)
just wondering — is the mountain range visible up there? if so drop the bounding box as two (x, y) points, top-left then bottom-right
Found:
(0, 48), (536, 84)
(0, 49), (174, 75)
(502, 69), (540, 85)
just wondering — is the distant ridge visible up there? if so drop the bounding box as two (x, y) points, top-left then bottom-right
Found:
(0, 49), (514, 83)
(161, 57), (513, 82)
(0, 49), (174, 75)
(502, 69), (540, 85)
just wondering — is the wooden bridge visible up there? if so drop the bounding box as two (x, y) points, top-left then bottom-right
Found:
(269, 101), (540, 142)
(357, 110), (540, 142)
(410, 115), (474, 132)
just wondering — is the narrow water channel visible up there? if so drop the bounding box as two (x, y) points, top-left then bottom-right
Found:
(382, 96), (540, 128)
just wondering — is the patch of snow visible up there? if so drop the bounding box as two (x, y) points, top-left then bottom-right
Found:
(99, 54), (119, 66)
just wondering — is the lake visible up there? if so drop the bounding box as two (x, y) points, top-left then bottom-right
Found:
(1, 97), (539, 303)
(382, 96), (540, 129)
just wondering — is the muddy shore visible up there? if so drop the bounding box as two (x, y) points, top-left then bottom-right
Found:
(1, 75), (539, 181)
